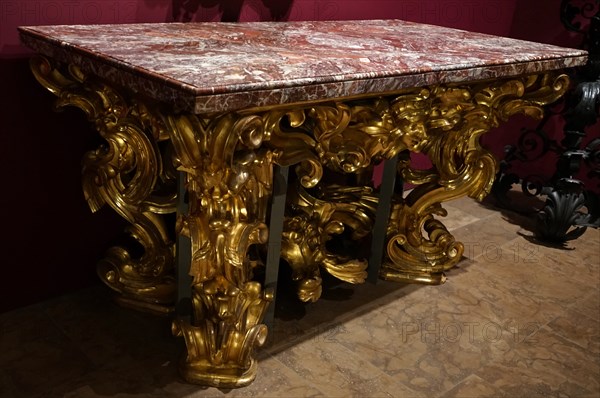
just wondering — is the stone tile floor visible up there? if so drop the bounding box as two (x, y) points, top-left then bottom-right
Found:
(1, 195), (599, 397)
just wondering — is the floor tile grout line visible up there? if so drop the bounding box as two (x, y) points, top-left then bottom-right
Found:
(268, 336), (426, 397)
(465, 246), (576, 340)
(260, 351), (336, 397)
(473, 324), (600, 397)
(467, 231), (598, 288)
(333, 335), (477, 398)
(326, 290), (517, 398)
(568, 290), (600, 322)
(543, 318), (600, 357)
(432, 372), (478, 398)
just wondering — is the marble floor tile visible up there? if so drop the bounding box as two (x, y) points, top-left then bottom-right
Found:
(547, 309), (600, 356)
(475, 326), (600, 397)
(478, 238), (596, 308)
(444, 196), (503, 220)
(401, 257), (560, 341)
(1, 195), (598, 398)
(534, 244), (600, 289)
(265, 272), (422, 354)
(572, 291), (600, 321)
(436, 205), (482, 232)
(226, 353), (333, 398)
(273, 334), (423, 397)
(438, 374), (504, 398)
(329, 282), (519, 396)
(451, 217), (534, 262)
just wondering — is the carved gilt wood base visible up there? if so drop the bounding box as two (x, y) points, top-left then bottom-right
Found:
(30, 55), (568, 387)
(30, 56), (178, 315)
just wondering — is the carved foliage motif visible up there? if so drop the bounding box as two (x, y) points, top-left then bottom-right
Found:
(257, 74), (569, 286)
(30, 56), (177, 314)
(165, 112), (275, 385)
(30, 54), (570, 386)
(383, 74), (569, 282)
(281, 185), (378, 302)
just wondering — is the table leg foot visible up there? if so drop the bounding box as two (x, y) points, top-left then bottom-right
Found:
(97, 255), (176, 316)
(178, 358), (259, 388)
(381, 197), (464, 284)
(172, 281), (271, 388)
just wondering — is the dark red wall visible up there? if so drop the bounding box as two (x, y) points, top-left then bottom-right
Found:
(481, 0), (599, 193)
(0, 0), (586, 312)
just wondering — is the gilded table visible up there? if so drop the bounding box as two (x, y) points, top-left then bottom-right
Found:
(18, 20), (586, 387)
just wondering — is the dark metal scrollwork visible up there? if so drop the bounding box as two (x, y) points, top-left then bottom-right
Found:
(493, 0), (600, 242)
(561, 0), (600, 33)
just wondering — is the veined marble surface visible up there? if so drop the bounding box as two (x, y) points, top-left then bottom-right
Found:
(19, 20), (587, 114)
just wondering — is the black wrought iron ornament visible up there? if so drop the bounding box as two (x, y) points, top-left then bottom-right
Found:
(492, 0), (600, 242)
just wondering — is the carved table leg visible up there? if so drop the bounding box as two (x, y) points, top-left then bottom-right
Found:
(166, 113), (275, 387)
(381, 74), (570, 283)
(30, 56), (177, 314)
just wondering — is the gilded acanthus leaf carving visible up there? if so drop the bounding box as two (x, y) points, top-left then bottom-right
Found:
(281, 184), (377, 302)
(30, 53), (571, 386)
(30, 56), (177, 314)
(165, 108), (276, 386)
(382, 73), (570, 284)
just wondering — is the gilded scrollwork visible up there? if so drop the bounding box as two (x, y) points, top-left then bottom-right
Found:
(256, 100), (403, 301)
(247, 73), (570, 287)
(165, 111), (276, 386)
(30, 54), (571, 387)
(270, 98), (413, 175)
(381, 73), (571, 283)
(281, 184), (377, 302)
(242, 74), (569, 291)
(30, 56), (177, 314)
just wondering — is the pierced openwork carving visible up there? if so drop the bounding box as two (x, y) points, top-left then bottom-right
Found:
(30, 56), (177, 314)
(258, 74), (569, 286)
(165, 111), (276, 386)
(281, 184), (378, 302)
(382, 74), (570, 283)
(30, 54), (570, 387)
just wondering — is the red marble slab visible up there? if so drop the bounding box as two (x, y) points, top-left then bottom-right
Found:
(18, 20), (587, 114)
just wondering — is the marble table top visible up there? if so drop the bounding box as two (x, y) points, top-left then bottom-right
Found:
(19, 20), (587, 114)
